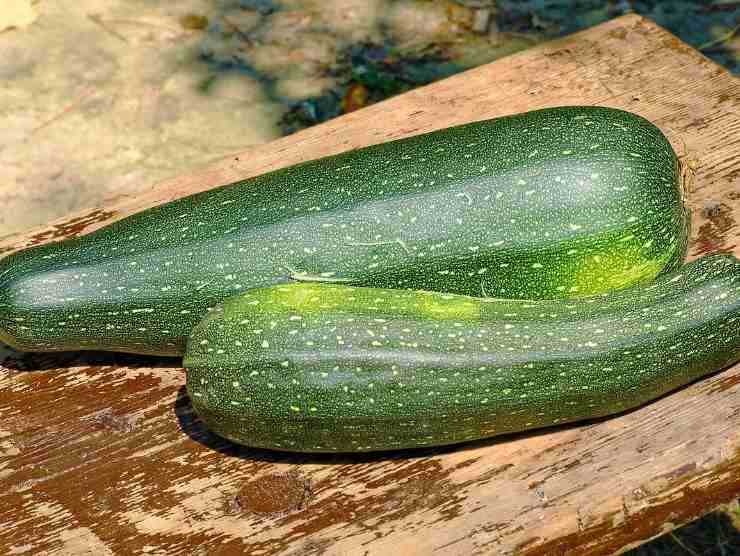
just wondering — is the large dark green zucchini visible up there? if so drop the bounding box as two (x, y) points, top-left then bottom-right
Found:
(0, 106), (689, 355)
(184, 254), (740, 452)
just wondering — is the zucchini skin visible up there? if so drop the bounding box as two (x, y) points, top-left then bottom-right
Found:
(185, 254), (740, 453)
(0, 106), (688, 355)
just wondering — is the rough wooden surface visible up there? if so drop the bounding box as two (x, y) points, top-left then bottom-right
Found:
(1, 14), (739, 556)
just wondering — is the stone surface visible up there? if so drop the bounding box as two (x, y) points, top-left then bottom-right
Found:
(0, 0), (283, 236)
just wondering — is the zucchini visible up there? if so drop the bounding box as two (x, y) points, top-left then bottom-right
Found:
(184, 254), (740, 452)
(0, 106), (689, 355)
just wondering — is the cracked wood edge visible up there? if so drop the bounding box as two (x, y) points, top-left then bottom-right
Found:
(1, 13), (739, 556)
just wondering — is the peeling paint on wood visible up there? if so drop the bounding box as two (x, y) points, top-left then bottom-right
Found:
(1, 13), (740, 556)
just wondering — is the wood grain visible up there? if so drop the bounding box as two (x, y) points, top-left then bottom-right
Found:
(1, 14), (739, 556)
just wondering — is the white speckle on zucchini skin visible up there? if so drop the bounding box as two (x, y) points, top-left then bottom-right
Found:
(0, 106), (688, 355)
(185, 254), (740, 453)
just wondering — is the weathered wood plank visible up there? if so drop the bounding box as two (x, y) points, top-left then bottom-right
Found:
(1, 14), (739, 556)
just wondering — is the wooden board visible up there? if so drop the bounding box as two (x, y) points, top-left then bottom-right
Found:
(1, 14), (739, 556)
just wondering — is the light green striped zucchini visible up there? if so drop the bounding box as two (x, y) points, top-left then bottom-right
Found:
(185, 254), (740, 452)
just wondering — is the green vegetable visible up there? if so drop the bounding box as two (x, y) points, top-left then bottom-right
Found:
(185, 254), (740, 453)
(0, 106), (689, 355)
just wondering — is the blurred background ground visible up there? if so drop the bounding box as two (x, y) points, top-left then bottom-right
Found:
(1, 0), (737, 236)
(1, 1), (739, 553)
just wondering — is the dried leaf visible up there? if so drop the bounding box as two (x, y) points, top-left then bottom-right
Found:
(0, 0), (38, 32)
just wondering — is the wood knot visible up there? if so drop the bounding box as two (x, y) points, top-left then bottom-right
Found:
(692, 201), (736, 256)
(702, 200), (723, 218)
(88, 408), (138, 433)
(229, 470), (311, 516)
